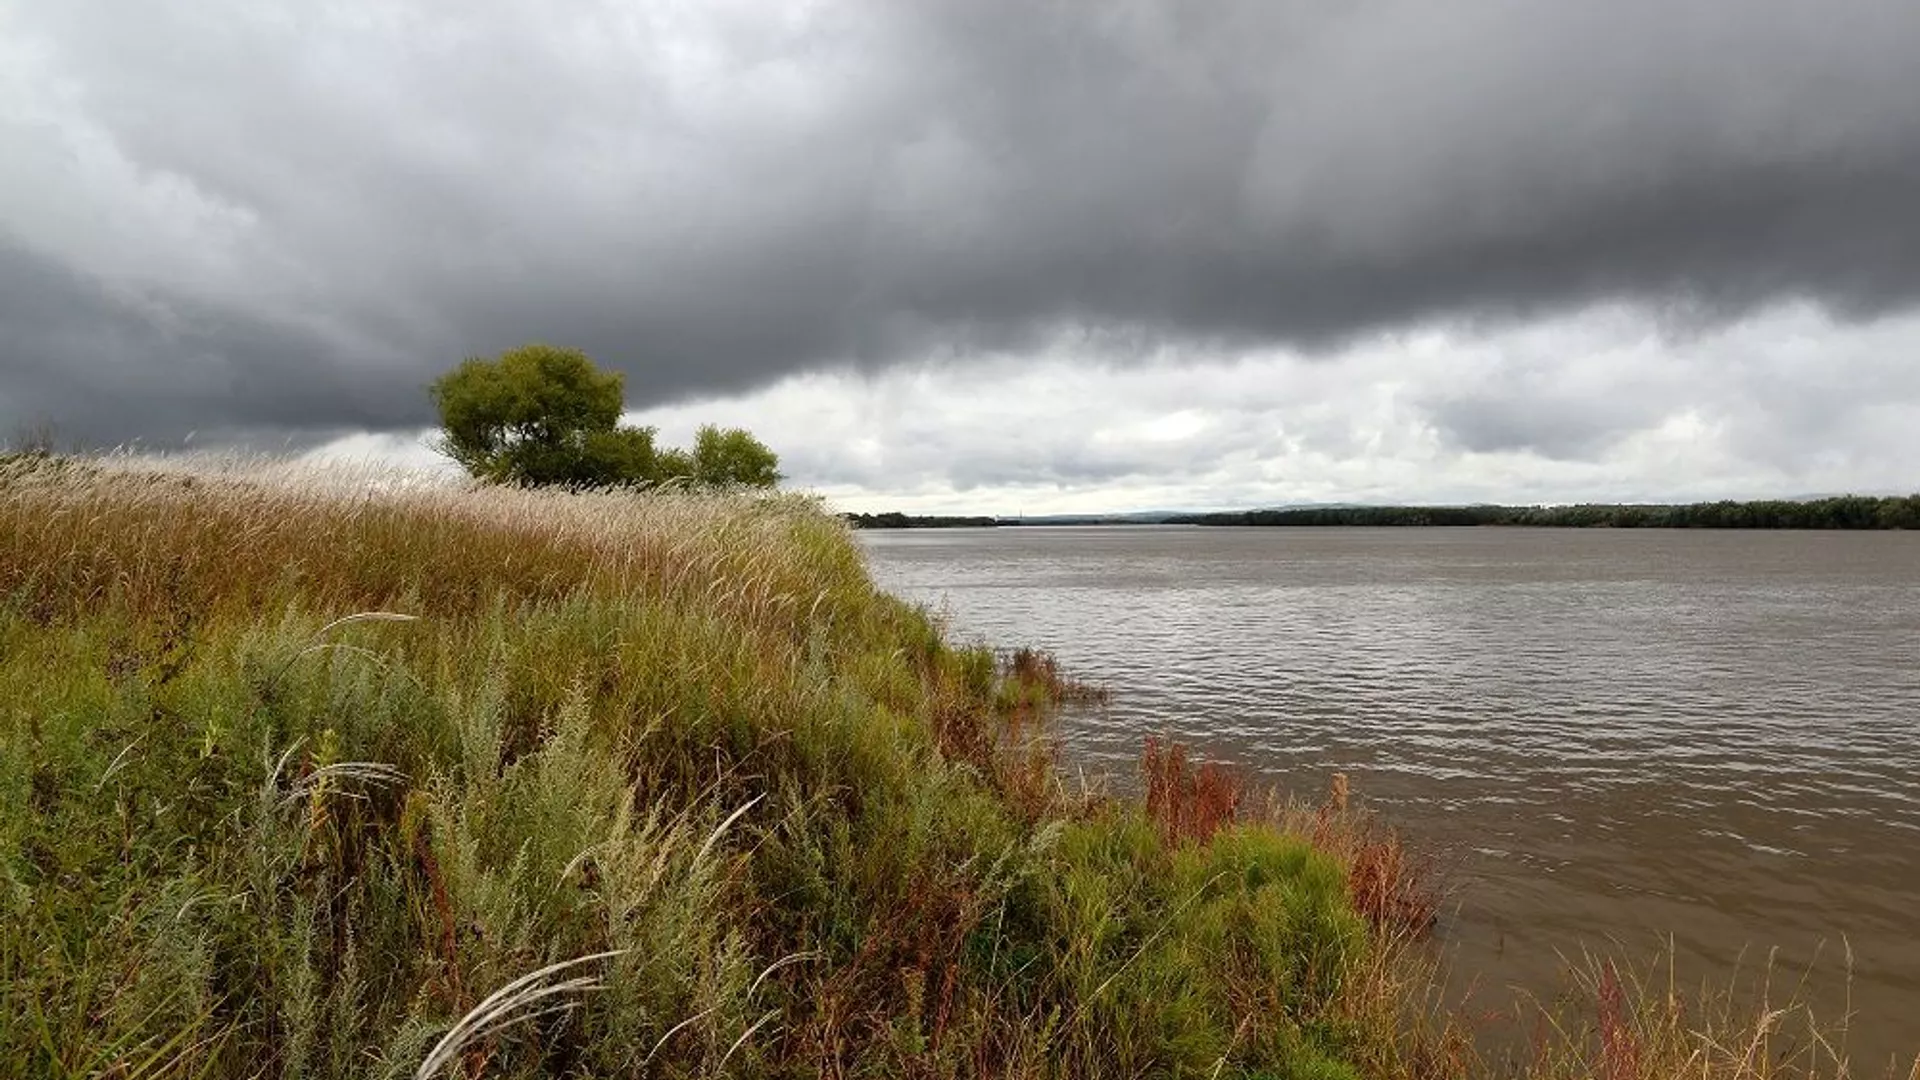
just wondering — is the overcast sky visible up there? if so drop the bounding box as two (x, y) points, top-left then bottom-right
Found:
(6, 1), (1919, 512)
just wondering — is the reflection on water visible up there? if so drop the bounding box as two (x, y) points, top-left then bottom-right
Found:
(860, 525), (1920, 1066)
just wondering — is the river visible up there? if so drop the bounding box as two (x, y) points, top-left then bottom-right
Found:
(859, 525), (1920, 1068)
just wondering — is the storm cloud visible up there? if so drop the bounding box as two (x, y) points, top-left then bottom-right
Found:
(4, 0), (1920, 447)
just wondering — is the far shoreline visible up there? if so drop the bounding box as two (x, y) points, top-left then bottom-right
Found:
(846, 493), (1920, 530)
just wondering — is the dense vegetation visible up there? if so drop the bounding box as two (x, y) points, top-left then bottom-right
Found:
(0, 456), (1421, 1079)
(1, 454), (1892, 1078)
(432, 344), (779, 489)
(1170, 495), (1920, 529)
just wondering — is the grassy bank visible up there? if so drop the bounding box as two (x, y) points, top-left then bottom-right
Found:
(0, 456), (1903, 1078)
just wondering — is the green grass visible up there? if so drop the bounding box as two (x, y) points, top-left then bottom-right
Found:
(0, 457), (1390, 1079)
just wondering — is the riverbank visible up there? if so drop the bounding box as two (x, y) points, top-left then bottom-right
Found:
(1, 456), (1898, 1078)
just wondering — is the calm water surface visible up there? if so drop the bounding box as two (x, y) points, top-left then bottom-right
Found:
(860, 526), (1920, 1066)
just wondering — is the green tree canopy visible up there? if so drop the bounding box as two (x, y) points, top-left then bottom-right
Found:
(691, 424), (782, 488)
(430, 344), (780, 490)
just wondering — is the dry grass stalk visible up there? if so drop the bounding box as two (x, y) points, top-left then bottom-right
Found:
(414, 951), (625, 1080)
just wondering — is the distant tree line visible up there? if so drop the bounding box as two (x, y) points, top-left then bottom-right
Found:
(1168, 495), (1920, 530)
(845, 511), (1000, 529)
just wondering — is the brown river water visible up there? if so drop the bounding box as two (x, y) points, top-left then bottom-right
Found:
(858, 526), (1920, 1069)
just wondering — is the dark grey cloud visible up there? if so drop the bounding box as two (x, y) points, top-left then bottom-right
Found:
(1412, 341), (1685, 460)
(0, 243), (417, 445)
(4, 0), (1920, 445)
(1422, 395), (1646, 461)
